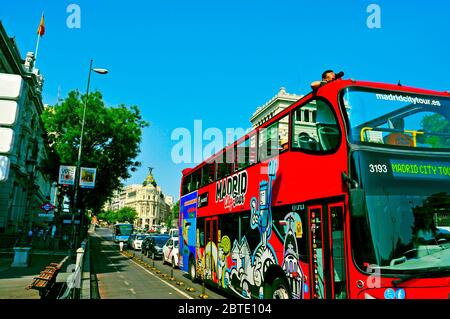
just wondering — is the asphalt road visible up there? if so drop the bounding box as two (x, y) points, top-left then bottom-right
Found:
(90, 227), (226, 299)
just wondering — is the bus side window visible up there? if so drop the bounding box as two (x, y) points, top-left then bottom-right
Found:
(217, 151), (233, 179)
(292, 101), (319, 151)
(182, 175), (191, 195)
(292, 99), (340, 152)
(258, 115), (290, 162)
(237, 138), (250, 170)
(315, 100), (340, 151)
(190, 169), (201, 191)
(201, 162), (215, 186)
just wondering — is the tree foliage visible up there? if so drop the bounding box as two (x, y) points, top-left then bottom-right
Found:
(421, 113), (450, 148)
(98, 207), (138, 224)
(166, 200), (180, 227)
(42, 90), (149, 212)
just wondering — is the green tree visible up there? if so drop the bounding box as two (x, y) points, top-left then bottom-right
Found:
(421, 113), (450, 148)
(42, 90), (149, 212)
(117, 207), (138, 223)
(166, 200), (180, 228)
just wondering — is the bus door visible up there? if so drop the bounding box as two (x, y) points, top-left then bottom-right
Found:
(308, 202), (346, 299)
(204, 217), (219, 282)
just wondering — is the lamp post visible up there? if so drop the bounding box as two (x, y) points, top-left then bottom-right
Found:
(71, 59), (108, 252)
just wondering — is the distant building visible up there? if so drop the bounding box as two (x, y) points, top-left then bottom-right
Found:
(250, 87), (302, 127)
(104, 168), (173, 230)
(0, 22), (53, 235)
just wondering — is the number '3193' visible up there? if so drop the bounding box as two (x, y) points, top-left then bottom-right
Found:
(369, 164), (387, 173)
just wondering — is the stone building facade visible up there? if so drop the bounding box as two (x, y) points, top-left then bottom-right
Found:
(104, 169), (173, 230)
(0, 22), (53, 237)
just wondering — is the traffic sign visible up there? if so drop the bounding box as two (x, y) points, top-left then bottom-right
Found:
(40, 202), (56, 212)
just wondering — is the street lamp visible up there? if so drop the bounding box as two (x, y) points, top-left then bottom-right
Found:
(71, 59), (108, 251)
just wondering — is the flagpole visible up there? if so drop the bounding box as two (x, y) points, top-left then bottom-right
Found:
(34, 32), (41, 69)
(34, 12), (44, 70)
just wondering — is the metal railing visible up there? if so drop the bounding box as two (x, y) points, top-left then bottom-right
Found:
(57, 239), (88, 299)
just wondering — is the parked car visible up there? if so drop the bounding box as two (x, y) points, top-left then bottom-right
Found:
(163, 237), (179, 268)
(143, 234), (170, 259)
(129, 233), (147, 250)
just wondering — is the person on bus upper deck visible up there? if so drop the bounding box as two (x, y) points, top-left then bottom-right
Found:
(310, 70), (343, 90)
(384, 118), (414, 147)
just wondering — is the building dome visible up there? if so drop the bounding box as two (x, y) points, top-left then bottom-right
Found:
(143, 167), (156, 187)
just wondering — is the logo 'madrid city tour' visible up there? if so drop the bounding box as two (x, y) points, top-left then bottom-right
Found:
(216, 170), (248, 211)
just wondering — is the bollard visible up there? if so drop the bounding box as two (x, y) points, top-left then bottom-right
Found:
(199, 281), (208, 299)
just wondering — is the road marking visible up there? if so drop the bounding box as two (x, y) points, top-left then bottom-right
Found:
(124, 281), (130, 286)
(128, 257), (193, 299)
(96, 230), (192, 299)
(129, 288), (136, 295)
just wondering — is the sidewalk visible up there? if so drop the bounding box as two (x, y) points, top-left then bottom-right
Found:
(0, 248), (70, 299)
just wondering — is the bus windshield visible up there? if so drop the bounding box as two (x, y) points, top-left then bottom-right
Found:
(342, 88), (450, 150)
(351, 151), (450, 274)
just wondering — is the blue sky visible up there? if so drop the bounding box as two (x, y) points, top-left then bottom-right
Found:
(2, 0), (449, 200)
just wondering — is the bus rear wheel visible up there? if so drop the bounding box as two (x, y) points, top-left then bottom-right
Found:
(265, 278), (291, 299)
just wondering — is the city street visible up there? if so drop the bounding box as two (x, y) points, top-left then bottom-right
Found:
(90, 227), (226, 299)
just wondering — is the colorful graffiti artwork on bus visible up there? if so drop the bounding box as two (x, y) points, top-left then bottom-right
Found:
(227, 160), (279, 299)
(217, 235), (231, 287)
(281, 212), (305, 299)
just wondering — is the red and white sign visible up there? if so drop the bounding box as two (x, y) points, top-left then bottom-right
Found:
(40, 202), (56, 212)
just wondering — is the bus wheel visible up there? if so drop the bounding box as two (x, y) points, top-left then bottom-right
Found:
(189, 258), (196, 282)
(265, 278), (291, 299)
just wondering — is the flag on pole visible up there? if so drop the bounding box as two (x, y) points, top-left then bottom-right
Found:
(37, 14), (45, 36)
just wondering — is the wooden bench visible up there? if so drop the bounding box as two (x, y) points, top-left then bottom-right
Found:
(27, 262), (62, 298)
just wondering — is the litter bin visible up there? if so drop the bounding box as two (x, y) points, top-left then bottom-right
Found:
(11, 247), (32, 267)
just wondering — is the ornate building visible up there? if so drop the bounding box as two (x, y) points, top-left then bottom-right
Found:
(104, 168), (173, 230)
(250, 87), (302, 127)
(0, 22), (53, 237)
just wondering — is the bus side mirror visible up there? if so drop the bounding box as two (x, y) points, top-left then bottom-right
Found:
(350, 188), (366, 218)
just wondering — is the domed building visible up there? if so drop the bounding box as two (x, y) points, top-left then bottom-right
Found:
(104, 167), (173, 231)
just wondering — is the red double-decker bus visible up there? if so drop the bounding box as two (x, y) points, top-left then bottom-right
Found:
(178, 77), (450, 299)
